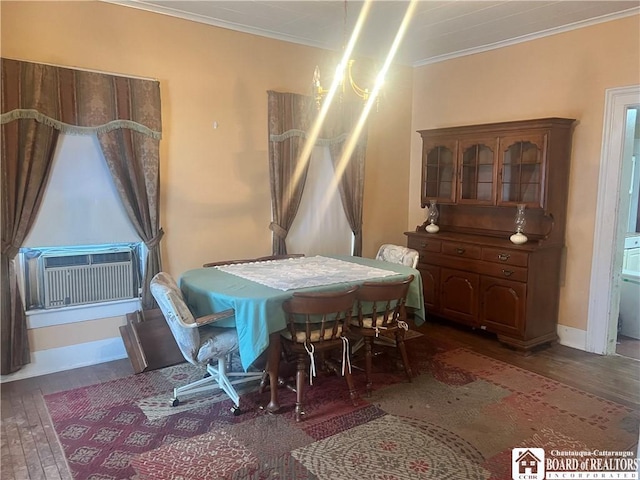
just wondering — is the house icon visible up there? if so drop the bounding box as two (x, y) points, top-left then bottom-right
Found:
(516, 449), (542, 474)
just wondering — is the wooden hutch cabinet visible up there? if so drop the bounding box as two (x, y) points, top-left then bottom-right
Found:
(408, 118), (575, 352)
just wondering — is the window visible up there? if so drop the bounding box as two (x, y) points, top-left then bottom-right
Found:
(24, 134), (140, 247)
(20, 134), (142, 311)
(287, 146), (353, 255)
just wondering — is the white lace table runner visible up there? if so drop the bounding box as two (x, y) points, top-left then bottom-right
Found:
(215, 256), (395, 291)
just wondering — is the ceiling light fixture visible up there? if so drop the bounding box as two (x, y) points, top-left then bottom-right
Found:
(313, 0), (378, 110)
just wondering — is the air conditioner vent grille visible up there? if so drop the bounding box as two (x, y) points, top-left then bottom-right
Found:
(42, 249), (135, 308)
(92, 251), (132, 264)
(44, 255), (90, 268)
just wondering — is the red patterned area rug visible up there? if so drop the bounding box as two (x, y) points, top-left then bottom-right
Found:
(44, 340), (639, 480)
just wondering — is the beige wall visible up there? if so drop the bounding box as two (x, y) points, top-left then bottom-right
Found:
(4, 1), (635, 359)
(409, 15), (640, 331)
(28, 317), (127, 351)
(1, 1), (412, 353)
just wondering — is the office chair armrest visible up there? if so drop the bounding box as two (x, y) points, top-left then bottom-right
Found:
(193, 308), (235, 327)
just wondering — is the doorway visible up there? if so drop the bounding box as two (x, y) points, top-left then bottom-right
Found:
(587, 85), (640, 357)
(616, 107), (640, 360)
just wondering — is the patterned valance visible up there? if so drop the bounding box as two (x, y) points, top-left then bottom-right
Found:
(1, 58), (162, 139)
(269, 130), (355, 146)
(267, 90), (366, 147)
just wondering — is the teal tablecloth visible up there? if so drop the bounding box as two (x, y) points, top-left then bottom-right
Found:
(179, 255), (425, 371)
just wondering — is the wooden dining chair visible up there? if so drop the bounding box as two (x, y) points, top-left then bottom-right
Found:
(202, 258), (255, 268)
(254, 253), (305, 261)
(203, 254), (304, 268)
(280, 286), (359, 422)
(351, 246), (419, 356)
(352, 275), (414, 396)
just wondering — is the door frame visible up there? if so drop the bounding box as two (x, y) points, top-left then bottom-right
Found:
(586, 85), (640, 354)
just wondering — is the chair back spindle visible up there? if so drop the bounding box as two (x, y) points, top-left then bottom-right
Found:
(283, 286), (358, 344)
(354, 275), (414, 329)
(280, 285), (360, 421)
(352, 275), (415, 395)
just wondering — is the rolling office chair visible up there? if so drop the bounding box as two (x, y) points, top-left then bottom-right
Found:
(150, 272), (263, 414)
(375, 244), (420, 269)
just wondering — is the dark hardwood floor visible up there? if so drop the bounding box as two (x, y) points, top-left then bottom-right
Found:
(415, 319), (640, 409)
(1, 319), (639, 479)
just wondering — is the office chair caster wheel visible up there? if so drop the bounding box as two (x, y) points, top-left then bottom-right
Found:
(230, 406), (242, 416)
(171, 398), (180, 407)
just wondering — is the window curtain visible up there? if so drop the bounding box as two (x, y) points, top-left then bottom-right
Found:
(267, 90), (368, 256)
(0, 58), (163, 374)
(97, 119), (163, 309)
(325, 103), (367, 256)
(1, 118), (59, 375)
(267, 91), (314, 255)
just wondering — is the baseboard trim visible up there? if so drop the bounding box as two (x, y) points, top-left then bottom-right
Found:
(557, 324), (587, 351)
(0, 337), (128, 383)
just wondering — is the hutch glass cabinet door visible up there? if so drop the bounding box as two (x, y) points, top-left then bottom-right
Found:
(498, 134), (546, 207)
(458, 139), (496, 205)
(421, 140), (457, 206)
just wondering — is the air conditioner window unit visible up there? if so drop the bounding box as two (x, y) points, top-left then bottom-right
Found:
(21, 244), (140, 310)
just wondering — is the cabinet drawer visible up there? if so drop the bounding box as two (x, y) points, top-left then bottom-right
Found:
(441, 242), (481, 259)
(481, 262), (527, 282)
(481, 247), (528, 267)
(408, 237), (441, 253)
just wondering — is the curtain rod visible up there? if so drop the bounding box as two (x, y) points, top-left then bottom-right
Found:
(2, 57), (159, 82)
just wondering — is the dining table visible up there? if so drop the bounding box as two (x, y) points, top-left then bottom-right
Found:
(179, 254), (425, 412)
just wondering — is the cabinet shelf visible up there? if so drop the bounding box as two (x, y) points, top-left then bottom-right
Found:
(412, 118), (575, 352)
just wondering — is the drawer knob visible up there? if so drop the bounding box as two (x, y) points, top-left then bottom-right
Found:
(421, 243), (428, 248)
(498, 253), (510, 261)
(456, 248), (465, 255)
(502, 269), (514, 277)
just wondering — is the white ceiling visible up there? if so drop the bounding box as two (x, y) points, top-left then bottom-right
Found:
(107, 1), (639, 66)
